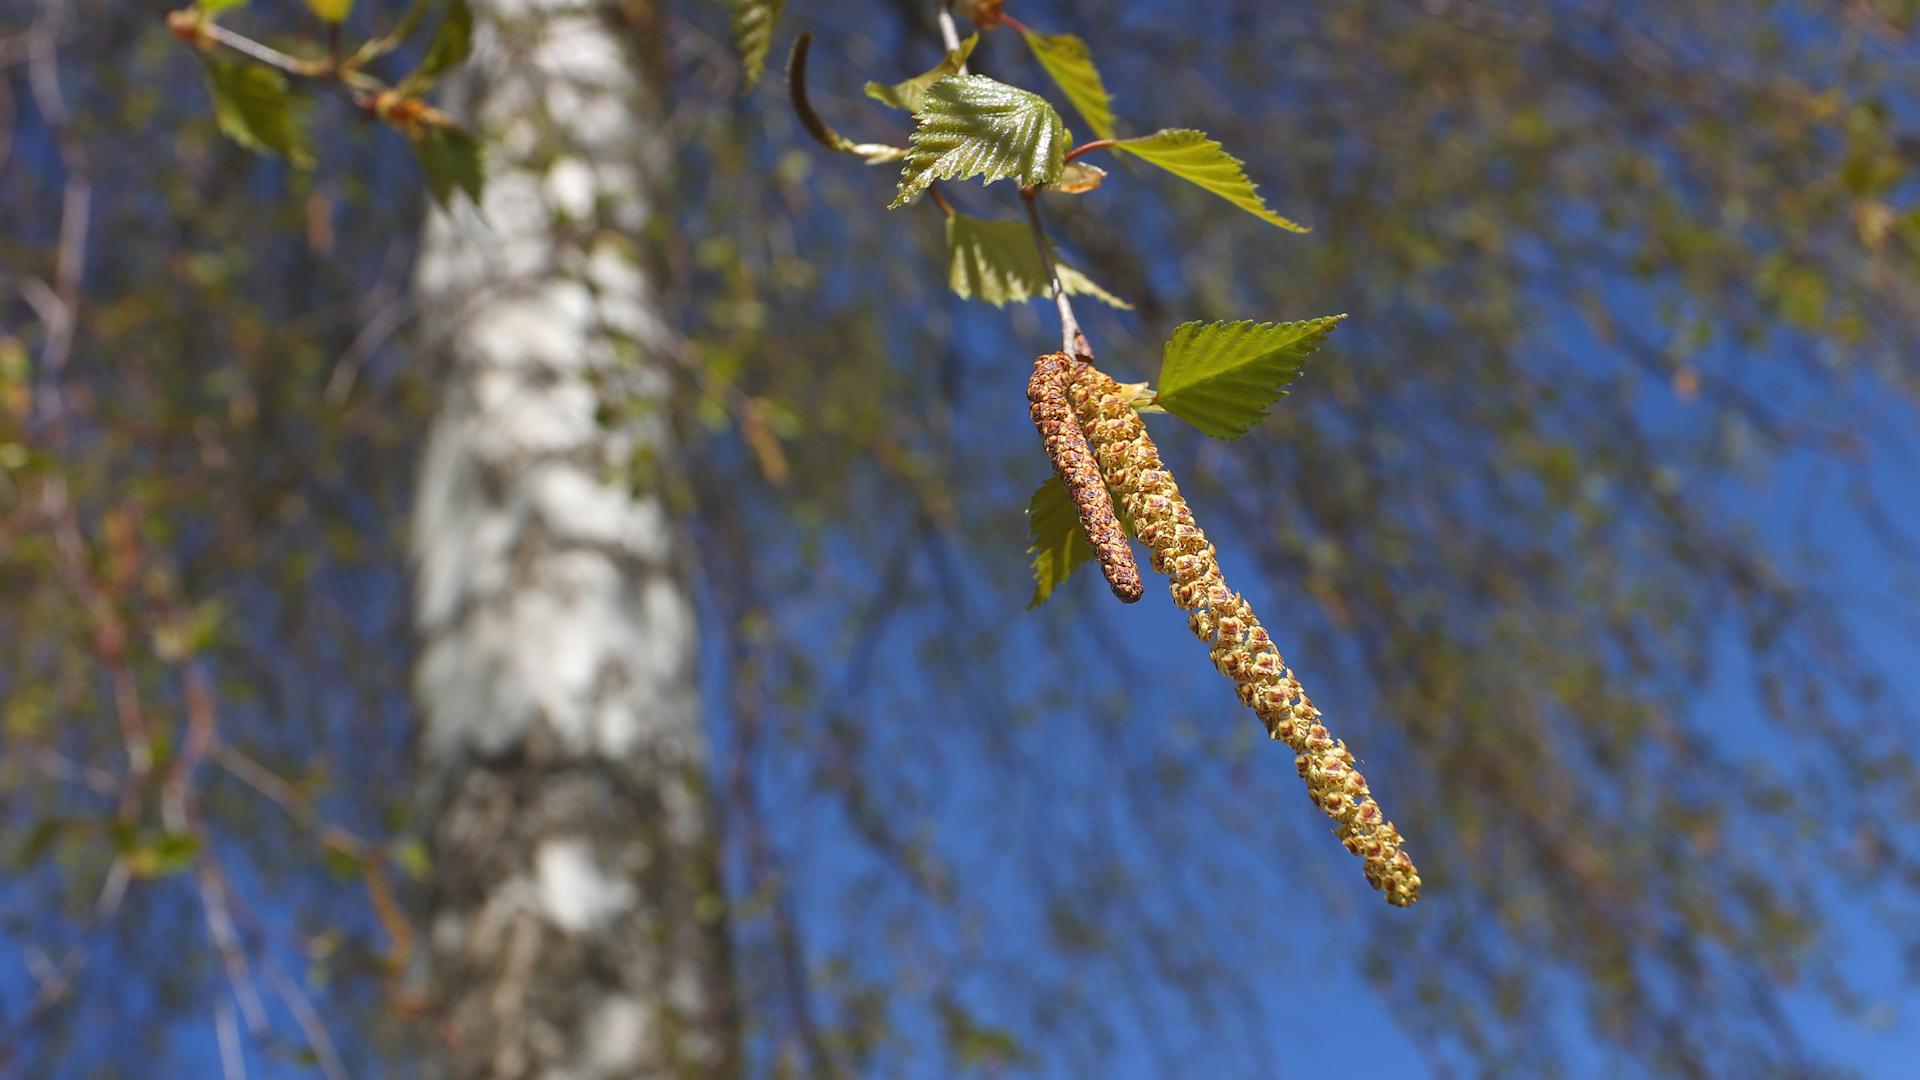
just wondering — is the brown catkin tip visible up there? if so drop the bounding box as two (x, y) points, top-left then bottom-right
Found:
(1067, 363), (1422, 906)
(1028, 353), (1144, 603)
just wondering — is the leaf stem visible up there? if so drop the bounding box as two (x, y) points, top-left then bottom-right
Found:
(786, 34), (910, 163)
(1064, 138), (1115, 163)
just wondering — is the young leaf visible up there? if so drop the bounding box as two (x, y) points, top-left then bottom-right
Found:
(304, 0), (353, 23)
(1041, 161), (1105, 194)
(1155, 317), (1345, 439)
(1027, 474), (1133, 608)
(946, 213), (1130, 309)
(411, 125), (485, 208)
(415, 0), (472, 84)
(865, 34), (978, 112)
(731, 0), (785, 89)
(1020, 29), (1115, 140)
(891, 75), (1068, 209)
(203, 59), (313, 166)
(1112, 128), (1306, 232)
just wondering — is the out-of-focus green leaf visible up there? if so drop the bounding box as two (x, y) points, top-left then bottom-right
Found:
(127, 832), (202, 879)
(946, 212), (1130, 309)
(1113, 128), (1305, 232)
(1020, 29), (1115, 139)
(152, 598), (226, 662)
(197, 0), (251, 14)
(304, 0), (353, 24)
(891, 75), (1068, 208)
(14, 820), (70, 867)
(411, 125), (484, 208)
(866, 34), (978, 112)
(1155, 317), (1344, 439)
(731, 0), (785, 89)
(393, 836), (431, 880)
(414, 0), (472, 84)
(203, 58), (313, 166)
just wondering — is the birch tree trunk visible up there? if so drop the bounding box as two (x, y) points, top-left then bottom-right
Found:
(408, 2), (734, 1075)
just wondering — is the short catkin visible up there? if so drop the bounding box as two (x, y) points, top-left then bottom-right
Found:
(1069, 363), (1421, 906)
(1027, 353), (1144, 603)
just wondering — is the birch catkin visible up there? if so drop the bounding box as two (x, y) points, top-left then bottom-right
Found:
(1028, 353), (1144, 603)
(1068, 364), (1422, 906)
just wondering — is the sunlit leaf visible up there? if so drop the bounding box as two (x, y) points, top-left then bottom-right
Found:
(731, 0), (785, 89)
(946, 213), (1130, 309)
(866, 34), (978, 112)
(1155, 317), (1344, 439)
(891, 75), (1067, 209)
(203, 58), (313, 166)
(197, 0), (250, 14)
(1113, 128), (1306, 232)
(1020, 29), (1115, 139)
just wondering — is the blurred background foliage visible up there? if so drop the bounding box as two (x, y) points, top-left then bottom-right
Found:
(4, 0), (1920, 1075)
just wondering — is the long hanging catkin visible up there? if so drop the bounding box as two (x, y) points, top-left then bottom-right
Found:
(1028, 353), (1144, 603)
(1069, 362), (1421, 905)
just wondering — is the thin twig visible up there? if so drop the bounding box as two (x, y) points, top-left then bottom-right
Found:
(1021, 189), (1089, 360)
(214, 998), (245, 1080)
(936, 1), (971, 74)
(265, 962), (349, 1080)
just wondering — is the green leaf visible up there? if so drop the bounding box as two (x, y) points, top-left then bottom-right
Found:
(1155, 317), (1345, 439)
(392, 836), (432, 880)
(946, 213), (1130, 310)
(411, 125), (484, 208)
(1027, 475), (1089, 608)
(891, 75), (1068, 209)
(304, 0), (353, 23)
(127, 832), (202, 879)
(415, 0), (472, 83)
(1112, 128), (1306, 232)
(15, 819), (70, 867)
(1026, 475), (1133, 609)
(197, 0), (251, 14)
(203, 59), (313, 166)
(1020, 29), (1115, 140)
(731, 0), (785, 89)
(866, 34), (978, 112)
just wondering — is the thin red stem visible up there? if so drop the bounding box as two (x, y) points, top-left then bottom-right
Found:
(1064, 139), (1115, 163)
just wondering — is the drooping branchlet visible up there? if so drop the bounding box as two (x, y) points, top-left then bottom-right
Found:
(1028, 353), (1144, 603)
(1068, 363), (1422, 906)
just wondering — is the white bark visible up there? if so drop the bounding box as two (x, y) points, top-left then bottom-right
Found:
(409, 2), (732, 1076)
